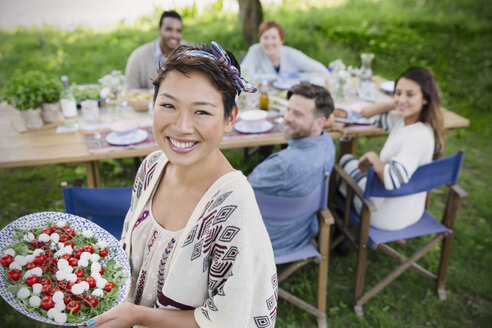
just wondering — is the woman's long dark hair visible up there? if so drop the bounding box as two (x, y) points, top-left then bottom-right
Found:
(396, 67), (445, 159)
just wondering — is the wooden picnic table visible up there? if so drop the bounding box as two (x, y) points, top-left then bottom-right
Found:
(0, 76), (469, 188)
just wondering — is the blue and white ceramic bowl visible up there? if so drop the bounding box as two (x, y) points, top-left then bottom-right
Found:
(0, 212), (131, 326)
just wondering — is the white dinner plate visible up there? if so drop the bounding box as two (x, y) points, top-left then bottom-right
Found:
(0, 212), (131, 326)
(272, 78), (300, 90)
(105, 129), (148, 146)
(380, 80), (395, 94)
(234, 120), (273, 134)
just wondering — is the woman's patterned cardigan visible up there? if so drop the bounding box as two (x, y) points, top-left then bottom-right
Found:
(121, 151), (278, 328)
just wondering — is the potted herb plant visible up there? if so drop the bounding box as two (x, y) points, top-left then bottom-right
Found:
(40, 76), (63, 123)
(1, 70), (45, 129)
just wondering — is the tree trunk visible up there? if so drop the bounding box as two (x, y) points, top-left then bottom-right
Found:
(238, 0), (263, 46)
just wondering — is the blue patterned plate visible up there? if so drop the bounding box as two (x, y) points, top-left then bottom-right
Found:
(0, 212), (131, 326)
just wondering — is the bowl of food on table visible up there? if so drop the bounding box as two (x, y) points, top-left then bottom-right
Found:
(125, 89), (153, 112)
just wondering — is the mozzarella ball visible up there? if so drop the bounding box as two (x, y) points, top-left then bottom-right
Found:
(89, 254), (100, 262)
(52, 291), (64, 304)
(9, 262), (22, 271)
(32, 283), (43, 295)
(57, 259), (69, 270)
(38, 233), (50, 243)
(14, 255), (27, 266)
(47, 307), (60, 319)
(66, 273), (78, 283)
(50, 233), (60, 243)
(33, 249), (45, 256)
(55, 301), (66, 311)
(91, 262), (101, 273)
(23, 233), (35, 243)
(29, 295), (41, 307)
(78, 259), (89, 268)
(54, 312), (68, 324)
(17, 287), (30, 299)
(3, 248), (16, 257)
(31, 267), (42, 277)
(96, 278), (108, 289)
(80, 252), (91, 261)
(91, 288), (104, 297)
(80, 281), (90, 291)
(71, 284), (84, 295)
(56, 270), (67, 281)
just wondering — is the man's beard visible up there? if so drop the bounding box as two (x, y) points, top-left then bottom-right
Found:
(283, 122), (313, 140)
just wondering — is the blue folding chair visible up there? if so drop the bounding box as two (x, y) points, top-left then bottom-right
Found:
(328, 151), (467, 316)
(61, 182), (132, 239)
(255, 174), (334, 328)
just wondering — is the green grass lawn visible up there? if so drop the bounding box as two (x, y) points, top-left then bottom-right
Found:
(0, 0), (491, 327)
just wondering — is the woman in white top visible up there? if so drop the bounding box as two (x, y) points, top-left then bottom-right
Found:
(241, 20), (329, 80)
(339, 68), (445, 230)
(84, 42), (277, 328)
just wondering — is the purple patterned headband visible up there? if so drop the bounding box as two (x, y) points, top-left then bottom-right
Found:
(182, 41), (257, 93)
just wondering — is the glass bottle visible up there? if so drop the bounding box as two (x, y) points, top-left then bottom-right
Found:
(357, 53), (375, 101)
(60, 76), (78, 129)
(259, 80), (269, 111)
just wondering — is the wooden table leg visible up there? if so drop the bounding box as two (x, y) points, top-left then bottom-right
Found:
(85, 161), (100, 188)
(339, 136), (358, 156)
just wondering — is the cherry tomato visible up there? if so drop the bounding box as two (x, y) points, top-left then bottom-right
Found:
(74, 269), (84, 278)
(75, 277), (83, 284)
(59, 234), (70, 242)
(66, 300), (81, 314)
(49, 288), (61, 296)
(99, 249), (108, 257)
(85, 276), (96, 288)
(41, 227), (53, 235)
(40, 296), (55, 310)
(32, 239), (44, 248)
(40, 278), (50, 286)
(64, 241), (75, 248)
(26, 275), (39, 287)
(65, 227), (75, 237)
(68, 257), (78, 267)
(7, 269), (21, 281)
(99, 266), (105, 274)
(83, 245), (94, 254)
(58, 280), (67, 289)
(67, 282), (75, 290)
(63, 293), (73, 305)
(61, 253), (70, 260)
(104, 281), (115, 292)
(41, 284), (52, 295)
(84, 294), (99, 307)
(74, 248), (83, 259)
(34, 254), (47, 265)
(26, 261), (36, 270)
(1, 254), (14, 267)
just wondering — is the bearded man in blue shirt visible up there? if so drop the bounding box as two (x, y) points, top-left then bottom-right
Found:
(249, 82), (336, 257)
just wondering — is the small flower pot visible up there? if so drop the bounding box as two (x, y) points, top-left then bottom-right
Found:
(20, 107), (44, 129)
(41, 102), (61, 123)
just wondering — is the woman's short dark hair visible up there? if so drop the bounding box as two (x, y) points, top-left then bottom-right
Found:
(152, 44), (241, 120)
(396, 67), (444, 159)
(287, 82), (334, 119)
